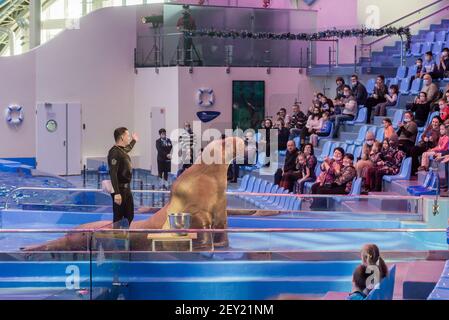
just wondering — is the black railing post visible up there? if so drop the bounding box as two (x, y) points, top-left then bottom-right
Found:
(83, 165), (86, 188)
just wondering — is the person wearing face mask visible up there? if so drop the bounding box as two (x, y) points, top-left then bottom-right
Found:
(419, 124), (449, 171)
(414, 58), (424, 79)
(156, 128), (173, 185)
(397, 111), (418, 155)
(108, 127), (139, 225)
(331, 85), (358, 138)
(409, 116), (442, 175)
(437, 48), (449, 79)
(420, 74), (440, 107)
(365, 75), (387, 124)
(350, 74), (368, 106)
(310, 153), (356, 210)
(423, 51), (438, 77)
(355, 131), (378, 177)
(407, 91), (431, 127)
(367, 136), (405, 192)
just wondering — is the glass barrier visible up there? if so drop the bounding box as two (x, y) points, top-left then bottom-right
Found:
(0, 228), (447, 300)
(2, 187), (424, 217)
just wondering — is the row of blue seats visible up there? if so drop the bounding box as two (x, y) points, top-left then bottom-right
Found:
(235, 175), (302, 211)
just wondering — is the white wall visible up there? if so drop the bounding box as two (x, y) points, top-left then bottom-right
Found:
(134, 67), (179, 172)
(0, 6), (139, 165)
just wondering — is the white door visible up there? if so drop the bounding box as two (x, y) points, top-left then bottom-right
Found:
(36, 103), (67, 175)
(66, 103), (82, 175)
(150, 107), (166, 174)
(36, 103), (82, 176)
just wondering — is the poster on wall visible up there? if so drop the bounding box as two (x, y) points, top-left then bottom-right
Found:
(232, 81), (265, 131)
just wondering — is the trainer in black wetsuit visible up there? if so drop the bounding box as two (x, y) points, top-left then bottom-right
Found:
(108, 127), (138, 225)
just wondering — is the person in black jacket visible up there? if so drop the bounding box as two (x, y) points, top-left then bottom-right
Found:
(365, 75), (387, 124)
(350, 74), (368, 106)
(274, 140), (299, 185)
(107, 127), (138, 225)
(156, 128), (173, 183)
(407, 91), (431, 127)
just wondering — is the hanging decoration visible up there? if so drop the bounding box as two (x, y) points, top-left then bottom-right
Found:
(183, 26), (412, 50)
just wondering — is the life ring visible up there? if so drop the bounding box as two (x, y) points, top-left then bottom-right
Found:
(5, 105), (24, 126)
(196, 88), (215, 107)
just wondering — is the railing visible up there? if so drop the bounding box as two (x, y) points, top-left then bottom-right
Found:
(360, 0), (449, 68)
(2, 186), (424, 215)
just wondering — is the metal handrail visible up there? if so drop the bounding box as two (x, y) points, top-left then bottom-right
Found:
(0, 228), (445, 233)
(364, 0), (449, 47)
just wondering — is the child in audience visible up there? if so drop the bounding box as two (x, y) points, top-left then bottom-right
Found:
(347, 265), (369, 300)
(382, 118), (398, 141)
(414, 58), (423, 79)
(418, 124), (449, 171)
(309, 111), (332, 147)
(360, 244), (389, 290)
(423, 51), (438, 77)
(438, 99), (449, 124)
(374, 85), (398, 117)
(291, 152), (311, 194)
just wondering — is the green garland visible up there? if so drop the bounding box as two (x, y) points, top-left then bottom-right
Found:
(182, 26), (412, 50)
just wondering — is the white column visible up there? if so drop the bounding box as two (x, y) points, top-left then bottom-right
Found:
(29, 0), (41, 48)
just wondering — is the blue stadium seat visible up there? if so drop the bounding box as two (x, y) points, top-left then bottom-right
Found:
(399, 77), (412, 94)
(406, 65), (418, 79)
(383, 157), (412, 183)
(409, 78), (423, 95)
(395, 66), (408, 79)
(317, 141), (333, 162)
(366, 79), (376, 94)
(346, 144), (356, 155)
(432, 42), (444, 55)
(293, 136), (301, 149)
(236, 175), (250, 192)
(375, 127), (384, 142)
(238, 176), (256, 198)
(335, 177), (362, 204)
(317, 122), (334, 143)
(392, 109), (405, 129)
(387, 77), (399, 86)
(421, 42), (433, 55)
(407, 170), (438, 196)
(354, 145), (363, 159)
(425, 31), (436, 43)
(436, 31), (448, 43)
(347, 125), (369, 146)
(407, 43), (422, 57)
(346, 107), (367, 125)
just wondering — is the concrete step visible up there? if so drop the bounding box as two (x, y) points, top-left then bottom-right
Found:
(365, 191), (416, 212)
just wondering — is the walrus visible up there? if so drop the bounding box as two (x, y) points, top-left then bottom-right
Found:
(23, 136), (246, 251)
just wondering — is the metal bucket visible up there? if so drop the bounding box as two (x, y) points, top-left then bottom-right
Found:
(168, 212), (191, 236)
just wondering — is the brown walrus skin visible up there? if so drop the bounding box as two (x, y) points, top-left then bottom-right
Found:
(23, 137), (246, 252)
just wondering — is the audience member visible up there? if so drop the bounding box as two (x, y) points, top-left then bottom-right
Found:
(331, 86), (358, 138)
(355, 131), (377, 176)
(350, 74), (368, 106)
(382, 118), (398, 141)
(418, 124), (449, 171)
(365, 75), (387, 124)
(274, 140), (299, 185)
(310, 111), (332, 147)
(374, 85), (398, 117)
(397, 112), (418, 155)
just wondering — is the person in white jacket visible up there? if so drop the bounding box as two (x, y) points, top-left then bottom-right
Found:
(300, 106), (323, 145)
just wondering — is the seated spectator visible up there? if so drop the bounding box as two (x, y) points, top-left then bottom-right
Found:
(310, 111), (332, 147)
(382, 118), (398, 141)
(274, 119), (290, 151)
(295, 143), (317, 193)
(418, 124), (449, 171)
(355, 131), (377, 176)
(335, 77), (346, 100)
(319, 94), (334, 114)
(406, 91), (430, 127)
(274, 140), (299, 185)
(360, 244), (389, 292)
(364, 137), (405, 192)
(280, 152), (309, 192)
(436, 47), (449, 79)
(276, 107), (290, 124)
(423, 51), (438, 78)
(360, 141), (383, 189)
(438, 99), (449, 124)
(365, 75), (387, 124)
(374, 85), (399, 117)
(288, 103), (308, 140)
(397, 111), (418, 155)
(410, 116), (441, 175)
(421, 74), (441, 110)
(331, 86), (358, 138)
(310, 151), (356, 209)
(301, 106), (322, 145)
(350, 74), (368, 106)
(347, 265), (369, 300)
(414, 58), (424, 79)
